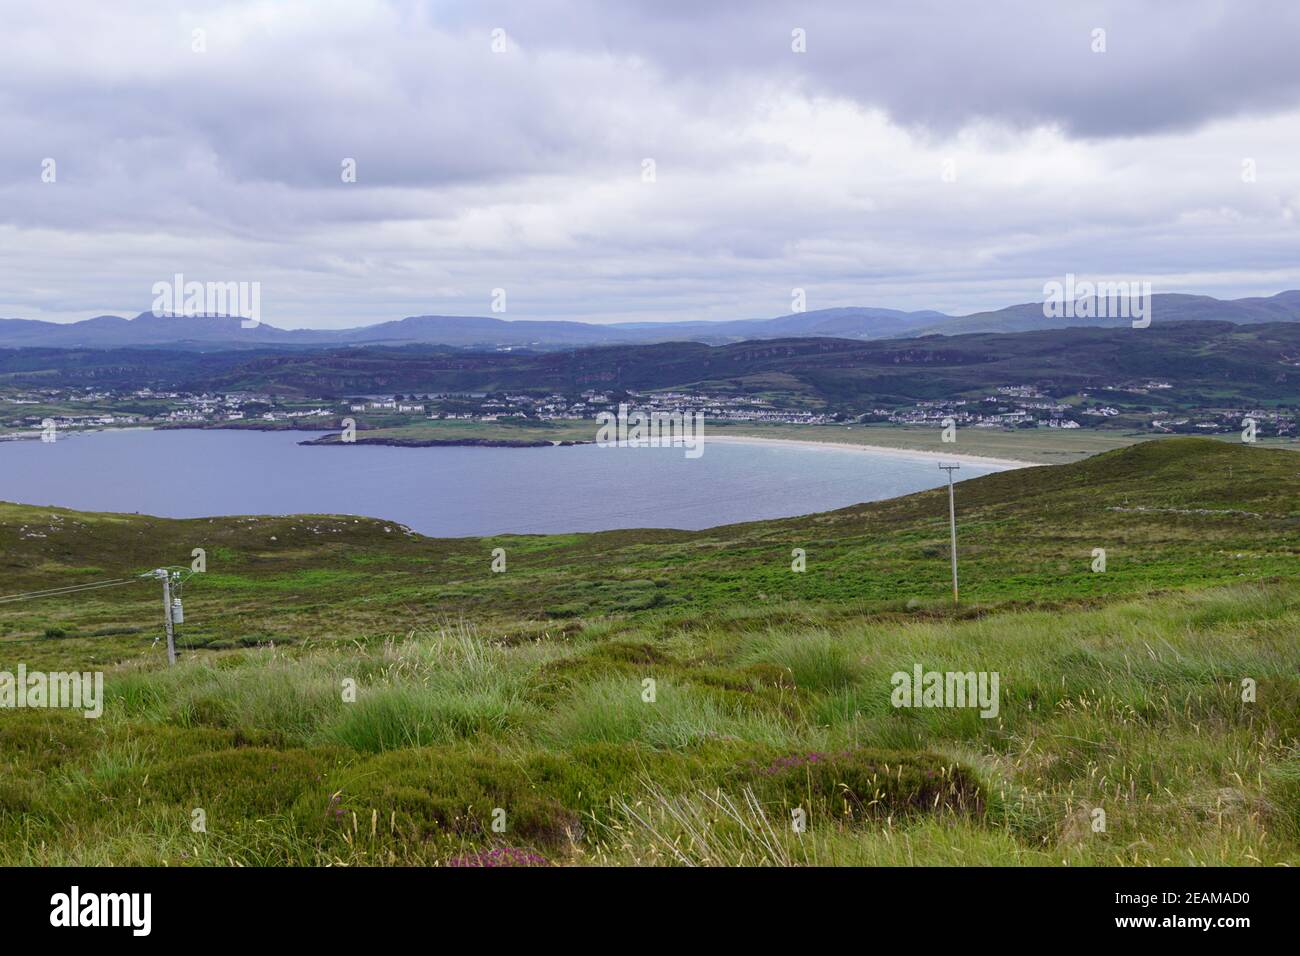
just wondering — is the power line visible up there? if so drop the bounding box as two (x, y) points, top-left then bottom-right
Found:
(0, 578), (141, 605)
(0, 578), (136, 601)
(0, 567), (201, 667)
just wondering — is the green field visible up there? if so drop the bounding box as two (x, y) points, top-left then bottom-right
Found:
(325, 415), (598, 445)
(1, 437), (1297, 865)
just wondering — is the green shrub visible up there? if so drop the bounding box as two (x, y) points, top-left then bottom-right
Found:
(300, 748), (582, 851)
(740, 748), (985, 824)
(87, 626), (142, 637)
(741, 630), (863, 692)
(1264, 759), (1300, 842)
(544, 678), (795, 750)
(149, 747), (339, 816)
(322, 685), (526, 752)
(544, 604), (585, 618)
(0, 778), (38, 816)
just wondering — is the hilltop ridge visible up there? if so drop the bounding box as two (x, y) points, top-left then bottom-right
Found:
(4, 290), (1300, 350)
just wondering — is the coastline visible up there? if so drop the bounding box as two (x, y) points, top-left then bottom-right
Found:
(0, 425), (157, 441)
(2, 421), (1038, 466)
(703, 433), (1036, 468)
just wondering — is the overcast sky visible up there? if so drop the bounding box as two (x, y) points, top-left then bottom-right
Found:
(2, 0), (1299, 328)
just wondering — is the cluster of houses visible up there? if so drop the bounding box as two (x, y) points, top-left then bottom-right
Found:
(1153, 408), (1295, 435)
(625, 390), (832, 424)
(883, 383), (1296, 436)
(349, 400), (426, 414)
(311, 385), (1300, 435)
(7, 379), (1296, 440)
(885, 391), (1080, 429)
(0, 387), (336, 435)
(337, 388), (833, 425)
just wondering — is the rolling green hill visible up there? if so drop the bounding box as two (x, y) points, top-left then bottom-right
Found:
(1, 438), (1297, 866)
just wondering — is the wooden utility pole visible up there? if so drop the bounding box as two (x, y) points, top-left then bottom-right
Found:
(938, 464), (960, 604)
(154, 569), (176, 665)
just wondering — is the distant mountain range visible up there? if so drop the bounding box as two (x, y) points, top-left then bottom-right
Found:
(3, 291), (1299, 351)
(923, 290), (1300, 336)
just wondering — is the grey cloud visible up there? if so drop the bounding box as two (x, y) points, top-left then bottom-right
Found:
(0, 0), (1298, 327)
(464, 0), (1300, 138)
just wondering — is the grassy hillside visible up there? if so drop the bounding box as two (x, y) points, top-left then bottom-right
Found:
(1, 438), (1297, 865)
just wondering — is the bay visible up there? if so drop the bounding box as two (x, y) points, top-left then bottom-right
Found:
(0, 429), (1011, 537)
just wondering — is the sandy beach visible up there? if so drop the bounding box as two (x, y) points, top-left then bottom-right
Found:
(704, 434), (1036, 469)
